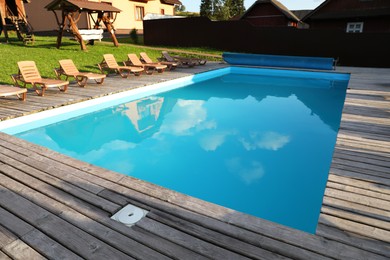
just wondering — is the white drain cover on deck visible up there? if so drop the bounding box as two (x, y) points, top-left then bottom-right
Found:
(111, 204), (148, 227)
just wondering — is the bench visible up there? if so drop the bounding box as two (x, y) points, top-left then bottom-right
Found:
(78, 29), (104, 41)
(222, 52), (336, 70)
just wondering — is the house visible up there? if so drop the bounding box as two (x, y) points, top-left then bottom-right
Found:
(302, 0), (390, 33)
(25, 0), (182, 34)
(239, 0), (305, 28)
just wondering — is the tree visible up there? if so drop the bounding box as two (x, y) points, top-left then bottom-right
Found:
(200, 0), (213, 18)
(201, 0), (245, 20)
(225, 0), (245, 18)
(213, 0), (230, 20)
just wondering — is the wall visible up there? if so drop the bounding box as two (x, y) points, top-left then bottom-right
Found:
(25, 0), (175, 33)
(144, 17), (390, 67)
(309, 17), (390, 33)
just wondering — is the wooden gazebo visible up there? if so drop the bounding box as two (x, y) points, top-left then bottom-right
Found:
(45, 0), (121, 50)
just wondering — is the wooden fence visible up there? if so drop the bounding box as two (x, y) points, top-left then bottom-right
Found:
(144, 17), (390, 68)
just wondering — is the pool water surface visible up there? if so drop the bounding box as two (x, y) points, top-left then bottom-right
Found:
(11, 67), (349, 233)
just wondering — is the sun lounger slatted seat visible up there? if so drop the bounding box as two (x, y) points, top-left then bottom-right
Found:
(159, 51), (197, 68)
(139, 52), (177, 71)
(125, 54), (167, 74)
(0, 85), (27, 101)
(98, 54), (144, 78)
(55, 59), (106, 87)
(12, 61), (69, 96)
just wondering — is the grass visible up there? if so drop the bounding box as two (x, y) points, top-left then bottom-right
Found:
(0, 34), (223, 85)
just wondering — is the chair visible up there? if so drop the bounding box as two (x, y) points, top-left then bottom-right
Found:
(98, 54), (144, 78)
(55, 59), (106, 87)
(160, 51), (206, 67)
(0, 85), (27, 101)
(139, 52), (177, 71)
(12, 61), (68, 96)
(125, 54), (167, 74)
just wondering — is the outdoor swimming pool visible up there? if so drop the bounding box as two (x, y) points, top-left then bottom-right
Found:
(1, 67), (350, 233)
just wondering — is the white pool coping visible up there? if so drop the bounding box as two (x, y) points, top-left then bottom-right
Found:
(0, 66), (350, 135)
(0, 67), (230, 135)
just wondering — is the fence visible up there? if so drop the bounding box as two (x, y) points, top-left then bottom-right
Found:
(144, 17), (390, 68)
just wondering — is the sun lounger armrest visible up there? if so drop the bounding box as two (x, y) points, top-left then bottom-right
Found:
(54, 67), (65, 79)
(11, 73), (27, 88)
(98, 61), (109, 74)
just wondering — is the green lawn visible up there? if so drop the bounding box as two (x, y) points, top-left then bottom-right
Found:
(0, 35), (222, 85)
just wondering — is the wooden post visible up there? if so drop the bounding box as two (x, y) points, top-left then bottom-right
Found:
(66, 12), (86, 51)
(56, 10), (66, 49)
(0, 11), (9, 42)
(98, 13), (119, 47)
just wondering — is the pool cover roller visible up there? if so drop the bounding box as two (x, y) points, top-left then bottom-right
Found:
(222, 52), (335, 70)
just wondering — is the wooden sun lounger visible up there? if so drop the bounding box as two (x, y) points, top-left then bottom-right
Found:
(139, 52), (177, 71)
(98, 54), (144, 78)
(0, 85), (27, 101)
(159, 51), (197, 67)
(125, 54), (167, 74)
(55, 59), (106, 87)
(11, 61), (69, 97)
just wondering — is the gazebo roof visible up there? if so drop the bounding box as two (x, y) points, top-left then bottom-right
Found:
(161, 0), (182, 5)
(45, 0), (121, 13)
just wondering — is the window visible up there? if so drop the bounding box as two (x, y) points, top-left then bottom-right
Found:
(135, 6), (145, 21)
(346, 22), (364, 33)
(160, 9), (165, 15)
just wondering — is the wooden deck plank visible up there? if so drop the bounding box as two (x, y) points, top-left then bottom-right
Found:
(2, 239), (45, 260)
(326, 181), (390, 202)
(0, 251), (12, 260)
(321, 205), (390, 234)
(319, 213), (390, 243)
(0, 207), (80, 259)
(0, 150), (121, 214)
(97, 185), (382, 260)
(137, 217), (253, 260)
(323, 195), (390, 222)
(146, 210), (291, 260)
(97, 189), (324, 260)
(0, 225), (17, 249)
(333, 149), (390, 168)
(0, 172), (175, 259)
(328, 174), (390, 195)
(21, 229), (83, 260)
(0, 185), (134, 259)
(0, 142), (209, 259)
(316, 223), (390, 258)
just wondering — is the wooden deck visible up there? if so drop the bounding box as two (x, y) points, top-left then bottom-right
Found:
(0, 64), (389, 259)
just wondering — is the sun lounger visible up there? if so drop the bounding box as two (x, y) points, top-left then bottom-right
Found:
(98, 54), (144, 78)
(125, 54), (167, 74)
(159, 51), (197, 67)
(11, 61), (68, 96)
(0, 85), (27, 101)
(139, 52), (177, 71)
(160, 51), (206, 67)
(55, 59), (106, 87)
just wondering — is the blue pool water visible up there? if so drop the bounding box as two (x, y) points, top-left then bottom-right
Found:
(11, 67), (349, 233)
